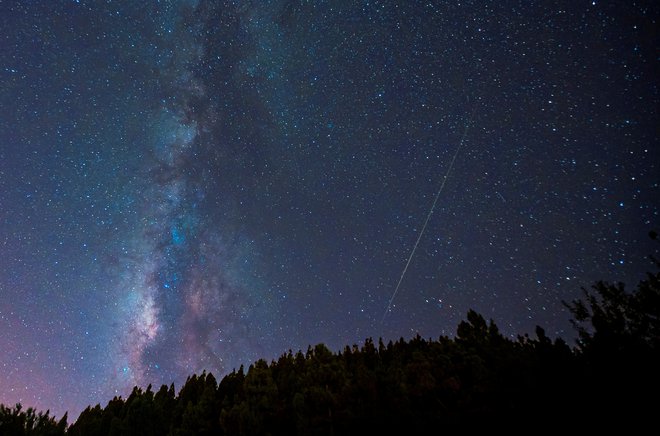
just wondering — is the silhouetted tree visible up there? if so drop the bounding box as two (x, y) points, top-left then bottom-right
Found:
(565, 272), (660, 356)
(0, 403), (66, 436)
(561, 233), (660, 422)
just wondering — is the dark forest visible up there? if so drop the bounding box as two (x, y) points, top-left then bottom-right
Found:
(2, 238), (658, 434)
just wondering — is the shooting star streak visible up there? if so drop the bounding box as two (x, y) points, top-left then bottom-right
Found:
(382, 106), (477, 323)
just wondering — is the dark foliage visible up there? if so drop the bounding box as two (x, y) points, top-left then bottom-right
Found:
(562, 249), (660, 421)
(2, 250), (658, 434)
(0, 404), (66, 436)
(61, 326), (576, 435)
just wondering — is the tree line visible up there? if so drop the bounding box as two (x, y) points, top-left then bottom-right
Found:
(2, 241), (658, 434)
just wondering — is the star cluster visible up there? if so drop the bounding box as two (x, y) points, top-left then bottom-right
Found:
(0, 0), (658, 419)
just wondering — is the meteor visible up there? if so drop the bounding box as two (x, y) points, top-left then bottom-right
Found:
(382, 105), (477, 323)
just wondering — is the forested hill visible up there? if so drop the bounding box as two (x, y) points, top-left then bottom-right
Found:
(1, 261), (659, 434)
(71, 324), (577, 435)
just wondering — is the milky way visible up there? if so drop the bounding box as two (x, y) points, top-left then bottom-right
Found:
(0, 0), (658, 419)
(111, 0), (280, 392)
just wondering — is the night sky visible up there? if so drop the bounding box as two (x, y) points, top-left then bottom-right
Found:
(1, 0), (658, 419)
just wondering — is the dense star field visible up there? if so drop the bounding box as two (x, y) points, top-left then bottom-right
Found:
(0, 0), (658, 419)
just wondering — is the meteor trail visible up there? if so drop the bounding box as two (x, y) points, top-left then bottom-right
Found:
(382, 106), (477, 323)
